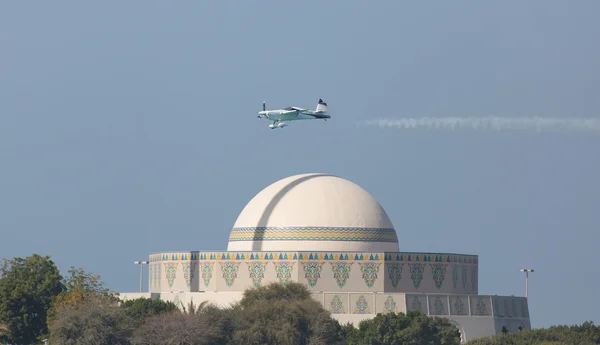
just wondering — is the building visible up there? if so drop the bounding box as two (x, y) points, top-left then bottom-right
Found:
(120, 173), (531, 343)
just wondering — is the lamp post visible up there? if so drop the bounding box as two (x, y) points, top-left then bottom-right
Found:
(134, 261), (149, 292)
(519, 268), (534, 299)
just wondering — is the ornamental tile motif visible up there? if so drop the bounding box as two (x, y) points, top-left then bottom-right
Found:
(411, 296), (423, 312)
(354, 295), (370, 314)
(273, 262), (295, 285)
(359, 262), (381, 288)
(461, 265), (468, 289)
(301, 261), (324, 288)
(200, 262), (214, 288)
(330, 262), (353, 288)
(476, 297), (488, 316)
(173, 293), (182, 308)
(329, 295), (345, 314)
(219, 261), (241, 288)
(408, 263), (426, 289)
(430, 263), (447, 289)
(164, 263), (178, 289)
(452, 265), (459, 289)
(228, 226), (398, 243)
(383, 296), (397, 314)
(454, 296), (467, 315)
(247, 262), (268, 287)
(182, 262), (197, 288)
(387, 263), (404, 289)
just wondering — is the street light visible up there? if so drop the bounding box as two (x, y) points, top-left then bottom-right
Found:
(519, 268), (534, 299)
(134, 261), (149, 293)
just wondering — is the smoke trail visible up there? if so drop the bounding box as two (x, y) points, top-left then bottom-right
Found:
(359, 117), (600, 134)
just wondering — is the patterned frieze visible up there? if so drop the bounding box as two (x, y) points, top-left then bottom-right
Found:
(449, 295), (469, 316)
(150, 251), (477, 263)
(404, 294), (428, 315)
(470, 295), (492, 316)
(350, 293), (373, 314)
(149, 251), (477, 294)
(377, 294), (406, 315)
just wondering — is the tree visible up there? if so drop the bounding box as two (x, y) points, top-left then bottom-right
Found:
(48, 292), (133, 345)
(120, 297), (178, 328)
(233, 282), (346, 345)
(238, 280), (312, 309)
(131, 301), (235, 345)
(344, 310), (461, 345)
(0, 321), (11, 339)
(47, 266), (115, 324)
(0, 254), (65, 344)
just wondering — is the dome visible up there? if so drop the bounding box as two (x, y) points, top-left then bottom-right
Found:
(227, 173), (399, 252)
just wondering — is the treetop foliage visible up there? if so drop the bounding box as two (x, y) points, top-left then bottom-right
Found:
(121, 297), (178, 327)
(345, 310), (461, 345)
(238, 281), (312, 309)
(47, 265), (117, 325)
(0, 254), (65, 345)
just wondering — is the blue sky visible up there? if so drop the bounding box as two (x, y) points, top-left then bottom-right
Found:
(1, 1), (599, 329)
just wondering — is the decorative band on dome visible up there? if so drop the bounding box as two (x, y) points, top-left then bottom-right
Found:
(228, 227), (398, 243)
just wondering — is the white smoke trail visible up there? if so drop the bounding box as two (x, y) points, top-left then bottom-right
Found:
(359, 117), (600, 134)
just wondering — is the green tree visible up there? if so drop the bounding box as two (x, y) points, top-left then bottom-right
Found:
(344, 310), (461, 345)
(233, 282), (346, 345)
(238, 280), (312, 308)
(0, 254), (65, 345)
(120, 297), (178, 327)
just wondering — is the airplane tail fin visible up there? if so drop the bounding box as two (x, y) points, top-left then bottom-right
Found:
(315, 98), (328, 113)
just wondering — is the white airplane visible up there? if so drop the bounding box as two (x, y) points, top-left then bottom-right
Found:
(257, 98), (331, 129)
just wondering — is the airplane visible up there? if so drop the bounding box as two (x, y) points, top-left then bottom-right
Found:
(257, 98), (331, 129)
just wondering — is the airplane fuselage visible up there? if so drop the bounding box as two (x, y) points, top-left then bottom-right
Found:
(258, 110), (323, 122)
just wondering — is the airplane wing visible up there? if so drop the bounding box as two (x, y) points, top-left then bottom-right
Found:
(292, 107), (317, 114)
(283, 106), (309, 112)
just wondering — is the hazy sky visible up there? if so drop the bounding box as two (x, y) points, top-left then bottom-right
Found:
(1, 1), (599, 329)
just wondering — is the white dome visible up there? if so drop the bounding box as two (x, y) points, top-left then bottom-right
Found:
(227, 173), (399, 252)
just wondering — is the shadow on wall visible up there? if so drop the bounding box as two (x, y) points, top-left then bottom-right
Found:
(251, 173), (332, 251)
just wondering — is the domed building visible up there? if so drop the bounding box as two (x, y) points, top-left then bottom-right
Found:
(120, 173), (531, 343)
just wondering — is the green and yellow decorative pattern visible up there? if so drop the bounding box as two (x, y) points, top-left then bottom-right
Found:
(149, 252), (478, 265)
(228, 227), (398, 243)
